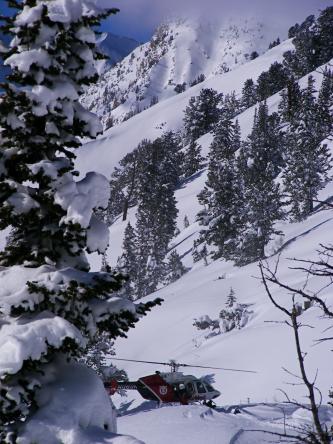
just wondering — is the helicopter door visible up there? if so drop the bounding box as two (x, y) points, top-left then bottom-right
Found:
(186, 382), (195, 396)
(195, 381), (207, 395)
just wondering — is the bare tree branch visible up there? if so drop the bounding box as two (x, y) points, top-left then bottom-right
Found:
(259, 262), (332, 444)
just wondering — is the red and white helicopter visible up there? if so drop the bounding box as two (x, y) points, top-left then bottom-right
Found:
(104, 358), (257, 408)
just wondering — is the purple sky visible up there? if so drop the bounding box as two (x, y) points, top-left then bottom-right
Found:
(105, 0), (333, 41)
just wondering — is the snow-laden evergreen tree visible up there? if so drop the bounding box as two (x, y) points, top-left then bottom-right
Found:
(166, 250), (187, 284)
(106, 142), (145, 225)
(233, 119), (241, 151)
(282, 76), (332, 221)
(198, 116), (241, 260)
(117, 222), (137, 300)
(117, 148), (140, 221)
(241, 78), (257, 111)
(268, 37), (281, 49)
(108, 176), (125, 222)
(278, 76), (302, 123)
(317, 68), (333, 138)
(183, 88), (222, 143)
(135, 135), (179, 298)
(182, 139), (204, 178)
(283, 14), (318, 77)
(106, 166), (126, 224)
(316, 6), (333, 65)
(194, 289), (253, 339)
(223, 91), (241, 119)
(106, 132), (182, 227)
(256, 62), (289, 102)
(225, 287), (237, 308)
(107, 149), (140, 224)
(283, 8), (333, 77)
(234, 103), (284, 264)
(219, 302), (253, 333)
(0, 2), (159, 441)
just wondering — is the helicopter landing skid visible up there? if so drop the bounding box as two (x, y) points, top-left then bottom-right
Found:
(202, 400), (217, 409)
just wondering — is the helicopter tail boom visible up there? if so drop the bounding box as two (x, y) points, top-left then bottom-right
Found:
(104, 380), (138, 395)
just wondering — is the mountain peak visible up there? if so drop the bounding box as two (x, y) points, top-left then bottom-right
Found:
(81, 18), (278, 129)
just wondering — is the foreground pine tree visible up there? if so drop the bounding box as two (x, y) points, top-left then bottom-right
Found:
(0, 1), (159, 441)
(166, 250), (187, 284)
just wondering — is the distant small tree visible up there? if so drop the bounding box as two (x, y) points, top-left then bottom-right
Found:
(117, 223), (137, 300)
(182, 139), (205, 177)
(184, 215), (190, 229)
(278, 76), (302, 123)
(241, 79), (257, 110)
(250, 51), (259, 60)
(226, 287), (237, 308)
(150, 95), (159, 106)
(223, 91), (241, 118)
(190, 73), (206, 87)
(219, 303), (253, 333)
(268, 37), (281, 49)
(166, 250), (187, 284)
(174, 82), (187, 94)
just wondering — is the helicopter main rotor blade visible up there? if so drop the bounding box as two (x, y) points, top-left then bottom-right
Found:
(111, 358), (173, 367)
(178, 363), (258, 374)
(111, 358), (257, 374)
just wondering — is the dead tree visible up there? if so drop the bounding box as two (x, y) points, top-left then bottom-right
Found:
(259, 250), (333, 444)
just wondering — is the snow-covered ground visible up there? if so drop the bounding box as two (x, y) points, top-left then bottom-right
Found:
(118, 403), (333, 444)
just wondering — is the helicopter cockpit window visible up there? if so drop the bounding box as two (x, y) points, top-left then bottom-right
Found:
(196, 381), (207, 394)
(186, 382), (195, 394)
(206, 384), (215, 392)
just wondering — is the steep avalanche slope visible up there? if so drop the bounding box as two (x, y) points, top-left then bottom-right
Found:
(81, 18), (280, 128)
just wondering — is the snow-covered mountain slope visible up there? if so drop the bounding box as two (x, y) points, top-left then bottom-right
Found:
(76, 34), (333, 416)
(81, 18), (280, 128)
(77, 38), (294, 180)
